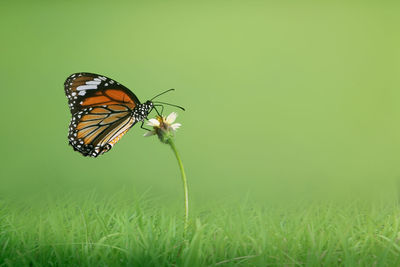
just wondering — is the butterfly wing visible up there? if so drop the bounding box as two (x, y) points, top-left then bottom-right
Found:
(64, 73), (140, 157)
(64, 72), (140, 114)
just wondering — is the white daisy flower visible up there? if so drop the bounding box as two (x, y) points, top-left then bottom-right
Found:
(144, 112), (182, 142)
(147, 118), (160, 127)
(165, 112), (181, 131)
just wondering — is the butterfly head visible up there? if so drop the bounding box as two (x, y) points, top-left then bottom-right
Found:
(144, 100), (154, 108)
(144, 100), (154, 115)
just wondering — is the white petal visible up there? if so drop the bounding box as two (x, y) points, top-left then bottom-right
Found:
(171, 123), (181, 130)
(166, 112), (177, 124)
(147, 118), (160, 127)
(143, 131), (156, 137)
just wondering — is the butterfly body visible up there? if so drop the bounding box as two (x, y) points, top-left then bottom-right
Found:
(64, 73), (154, 157)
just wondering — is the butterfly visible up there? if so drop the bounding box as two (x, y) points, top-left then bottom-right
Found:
(64, 72), (180, 157)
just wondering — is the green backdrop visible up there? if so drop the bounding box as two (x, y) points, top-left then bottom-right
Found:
(1, 0), (399, 206)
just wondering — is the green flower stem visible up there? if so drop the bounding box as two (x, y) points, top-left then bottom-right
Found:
(167, 139), (189, 233)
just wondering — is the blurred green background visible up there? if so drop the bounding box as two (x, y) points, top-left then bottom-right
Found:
(0, 0), (399, 206)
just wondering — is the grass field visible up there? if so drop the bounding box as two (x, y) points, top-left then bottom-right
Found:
(2, 192), (400, 266)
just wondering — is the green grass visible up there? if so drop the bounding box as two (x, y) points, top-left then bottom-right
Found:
(1, 192), (400, 266)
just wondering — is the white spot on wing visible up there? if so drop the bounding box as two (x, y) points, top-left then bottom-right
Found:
(77, 85), (97, 90)
(78, 91), (86, 96)
(86, 80), (101, 85)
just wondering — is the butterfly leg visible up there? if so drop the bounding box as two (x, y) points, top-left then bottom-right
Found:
(140, 120), (152, 131)
(153, 105), (164, 116)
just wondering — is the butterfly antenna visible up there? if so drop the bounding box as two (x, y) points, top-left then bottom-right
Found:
(151, 88), (175, 101)
(153, 101), (185, 111)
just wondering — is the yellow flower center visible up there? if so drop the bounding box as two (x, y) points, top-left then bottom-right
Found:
(156, 116), (164, 124)
(155, 115), (167, 130)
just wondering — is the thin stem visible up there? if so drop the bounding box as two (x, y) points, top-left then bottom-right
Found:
(167, 139), (189, 233)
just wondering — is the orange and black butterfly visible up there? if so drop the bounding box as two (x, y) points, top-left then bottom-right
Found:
(64, 72), (180, 157)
